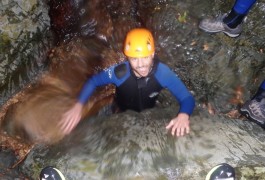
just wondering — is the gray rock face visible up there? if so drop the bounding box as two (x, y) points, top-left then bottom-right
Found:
(0, 0), (52, 105)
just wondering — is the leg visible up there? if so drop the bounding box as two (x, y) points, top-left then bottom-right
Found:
(199, 0), (257, 37)
(240, 80), (265, 128)
(224, 0), (257, 28)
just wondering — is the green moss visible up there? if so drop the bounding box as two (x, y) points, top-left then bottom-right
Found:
(0, 33), (11, 53)
(237, 166), (265, 179)
(27, 162), (43, 179)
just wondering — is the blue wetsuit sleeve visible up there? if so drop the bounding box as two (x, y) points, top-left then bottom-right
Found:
(78, 64), (125, 104)
(155, 63), (195, 115)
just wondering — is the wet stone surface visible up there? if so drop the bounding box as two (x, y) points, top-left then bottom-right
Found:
(19, 108), (265, 179)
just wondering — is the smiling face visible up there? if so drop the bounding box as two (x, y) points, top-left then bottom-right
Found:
(128, 54), (154, 77)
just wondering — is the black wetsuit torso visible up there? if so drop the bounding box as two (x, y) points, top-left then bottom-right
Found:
(78, 57), (195, 115)
(115, 58), (162, 112)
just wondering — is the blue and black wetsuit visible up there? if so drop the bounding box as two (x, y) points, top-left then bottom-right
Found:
(78, 57), (195, 114)
(224, 0), (257, 28)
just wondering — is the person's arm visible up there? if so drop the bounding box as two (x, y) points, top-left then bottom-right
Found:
(59, 101), (83, 135)
(155, 63), (195, 137)
(59, 67), (116, 135)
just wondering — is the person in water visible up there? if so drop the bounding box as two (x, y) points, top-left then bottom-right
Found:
(198, 0), (265, 127)
(59, 28), (195, 137)
(199, 0), (257, 37)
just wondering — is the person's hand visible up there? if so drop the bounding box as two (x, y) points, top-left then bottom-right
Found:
(59, 102), (83, 135)
(166, 113), (190, 137)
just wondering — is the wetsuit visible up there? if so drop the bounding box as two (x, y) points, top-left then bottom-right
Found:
(78, 57), (195, 114)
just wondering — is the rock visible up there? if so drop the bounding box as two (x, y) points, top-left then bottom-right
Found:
(19, 108), (265, 179)
(0, 0), (52, 105)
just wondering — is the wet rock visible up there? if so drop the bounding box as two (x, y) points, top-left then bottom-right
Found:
(48, 0), (84, 43)
(0, 0), (53, 106)
(0, 149), (18, 179)
(18, 108), (265, 179)
(144, 0), (265, 114)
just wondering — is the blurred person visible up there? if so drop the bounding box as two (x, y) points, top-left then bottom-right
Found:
(59, 28), (195, 137)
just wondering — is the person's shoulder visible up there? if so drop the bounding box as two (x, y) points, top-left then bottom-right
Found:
(154, 59), (178, 81)
(114, 61), (129, 79)
(153, 56), (169, 69)
(156, 61), (171, 73)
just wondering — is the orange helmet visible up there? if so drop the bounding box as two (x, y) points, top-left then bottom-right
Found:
(124, 28), (155, 58)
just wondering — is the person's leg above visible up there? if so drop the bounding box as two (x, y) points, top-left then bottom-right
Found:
(240, 79), (265, 128)
(199, 0), (257, 37)
(224, 0), (257, 28)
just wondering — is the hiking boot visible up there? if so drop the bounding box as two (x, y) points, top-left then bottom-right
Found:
(199, 14), (243, 38)
(240, 97), (265, 127)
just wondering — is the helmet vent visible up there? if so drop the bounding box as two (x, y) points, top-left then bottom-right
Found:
(147, 43), (151, 51)
(136, 47), (142, 52)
